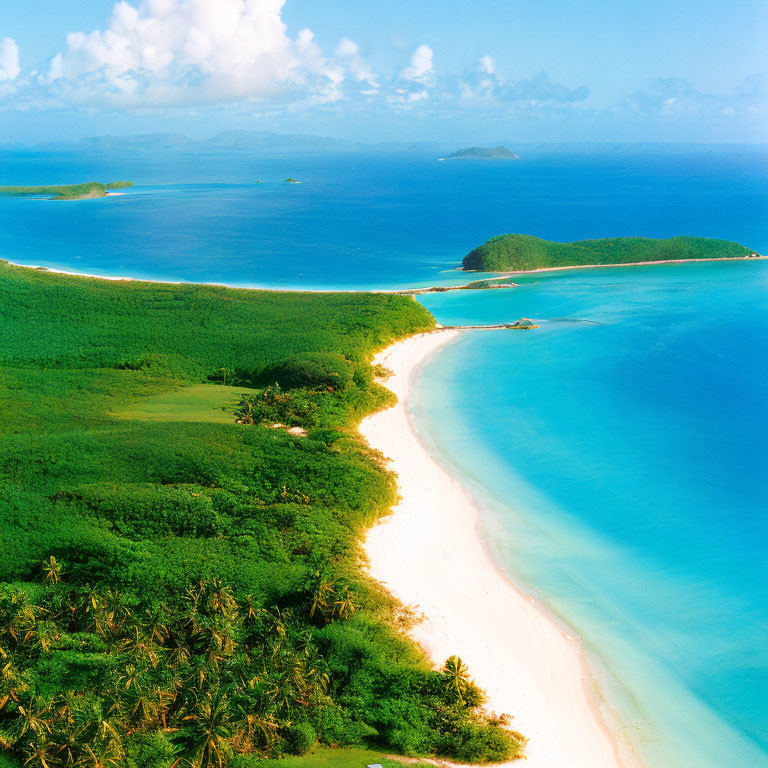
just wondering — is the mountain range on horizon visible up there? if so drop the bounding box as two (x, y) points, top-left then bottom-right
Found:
(2, 130), (765, 156)
(16, 131), (449, 155)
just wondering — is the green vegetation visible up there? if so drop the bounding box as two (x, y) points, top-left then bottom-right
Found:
(112, 384), (258, 424)
(447, 146), (519, 160)
(463, 277), (519, 290)
(463, 233), (755, 272)
(256, 352), (355, 392)
(252, 746), (436, 767)
(505, 319), (539, 330)
(285, 178), (301, 183)
(0, 262), (524, 767)
(0, 181), (133, 200)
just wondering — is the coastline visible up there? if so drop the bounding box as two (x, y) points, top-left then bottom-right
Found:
(0, 259), (360, 294)
(3, 253), (764, 297)
(459, 254), (765, 277)
(360, 330), (638, 768)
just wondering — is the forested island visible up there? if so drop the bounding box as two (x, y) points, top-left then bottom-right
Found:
(0, 262), (523, 768)
(0, 181), (133, 200)
(447, 146), (519, 159)
(463, 233), (758, 272)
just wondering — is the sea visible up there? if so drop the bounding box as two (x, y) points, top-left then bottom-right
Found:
(1, 146), (766, 767)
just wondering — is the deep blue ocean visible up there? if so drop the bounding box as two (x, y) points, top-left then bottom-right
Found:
(1, 147), (766, 767)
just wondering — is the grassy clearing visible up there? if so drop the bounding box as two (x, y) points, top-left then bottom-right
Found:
(112, 383), (260, 423)
(255, 747), (435, 767)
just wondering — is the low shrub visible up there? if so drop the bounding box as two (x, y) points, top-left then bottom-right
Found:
(125, 730), (178, 768)
(287, 722), (318, 755)
(259, 352), (355, 391)
(234, 385), (319, 427)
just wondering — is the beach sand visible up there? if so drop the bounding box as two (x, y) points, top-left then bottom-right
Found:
(462, 254), (765, 279)
(361, 330), (634, 768)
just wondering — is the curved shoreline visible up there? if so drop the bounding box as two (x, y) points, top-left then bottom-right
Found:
(458, 254), (765, 278)
(3, 254), (764, 297)
(360, 329), (640, 768)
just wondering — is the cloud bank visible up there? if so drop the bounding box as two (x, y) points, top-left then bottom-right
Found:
(0, 37), (20, 82)
(1, 0), (763, 142)
(45, 0), (357, 106)
(4, 0), (589, 117)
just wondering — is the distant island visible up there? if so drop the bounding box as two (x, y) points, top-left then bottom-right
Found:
(463, 233), (759, 272)
(284, 177), (301, 183)
(0, 181), (133, 200)
(448, 146), (519, 160)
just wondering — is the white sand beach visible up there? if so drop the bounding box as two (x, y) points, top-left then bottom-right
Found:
(361, 329), (634, 768)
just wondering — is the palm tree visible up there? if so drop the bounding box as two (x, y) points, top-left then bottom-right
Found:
(140, 605), (169, 647)
(99, 590), (130, 639)
(441, 656), (472, 705)
(22, 735), (57, 768)
(241, 595), (259, 625)
(309, 580), (334, 621)
(15, 697), (54, 740)
(31, 621), (61, 654)
(5, 591), (44, 645)
(0, 656), (28, 712)
(74, 740), (123, 768)
(118, 624), (163, 669)
(309, 578), (356, 623)
(230, 704), (278, 754)
(182, 691), (233, 768)
(206, 581), (238, 619)
(53, 691), (90, 767)
(41, 557), (63, 586)
(331, 583), (356, 620)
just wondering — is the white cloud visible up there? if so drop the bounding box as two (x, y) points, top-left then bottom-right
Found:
(0, 8), (590, 121)
(334, 37), (377, 86)
(0, 37), (20, 81)
(479, 55), (495, 75)
(457, 60), (589, 105)
(624, 75), (767, 119)
(46, 0), (374, 107)
(400, 44), (433, 83)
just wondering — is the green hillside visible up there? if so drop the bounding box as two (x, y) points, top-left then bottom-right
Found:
(0, 262), (524, 767)
(462, 233), (756, 272)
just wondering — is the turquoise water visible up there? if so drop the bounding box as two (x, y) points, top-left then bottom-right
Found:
(415, 261), (768, 767)
(1, 147), (766, 766)
(0, 148), (766, 289)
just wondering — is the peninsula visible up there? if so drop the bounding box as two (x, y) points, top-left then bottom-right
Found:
(0, 180), (133, 200)
(448, 146), (519, 159)
(463, 233), (759, 272)
(0, 261), (524, 768)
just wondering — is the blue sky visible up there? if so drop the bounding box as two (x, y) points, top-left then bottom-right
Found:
(0, 0), (766, 144)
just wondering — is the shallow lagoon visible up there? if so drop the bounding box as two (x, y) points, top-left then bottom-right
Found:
(416, 261), (768, 767)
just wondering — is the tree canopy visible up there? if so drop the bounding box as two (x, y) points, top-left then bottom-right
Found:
(462, 233), (754, 272)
